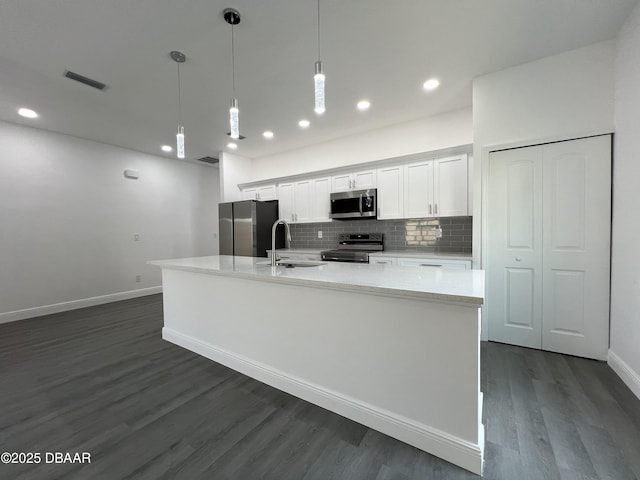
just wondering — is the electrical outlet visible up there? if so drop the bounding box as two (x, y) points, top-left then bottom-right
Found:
(435, 228), (443, 239)
(135, 275), (142, 283)
(134, 233), (140, 241)
(317, 230), (323, 239)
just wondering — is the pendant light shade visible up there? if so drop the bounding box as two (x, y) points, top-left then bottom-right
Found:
(314, 0), (325, 114)
(224, 8), (241, 140)
(176, 125), (185, 159)
(314, 61), (325, 114)
(170, 50), (186, 159)
(229, 98), (239, 139)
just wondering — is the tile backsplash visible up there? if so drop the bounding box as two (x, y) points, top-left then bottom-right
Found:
(289, 216), (472, 253)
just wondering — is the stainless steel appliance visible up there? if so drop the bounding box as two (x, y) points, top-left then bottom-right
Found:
(219, 200), (284, 257)
(330, 188), (377, 220)
(321, 233), (384, 263)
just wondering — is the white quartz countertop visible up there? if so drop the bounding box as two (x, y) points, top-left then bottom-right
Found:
(369, 250), (472, 260)
(149, 255), (484, 306)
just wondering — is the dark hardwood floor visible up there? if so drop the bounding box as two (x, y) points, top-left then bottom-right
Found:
(1, 294), (639, 479)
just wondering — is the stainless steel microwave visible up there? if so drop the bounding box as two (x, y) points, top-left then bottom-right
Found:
(330, 189), (377, 220)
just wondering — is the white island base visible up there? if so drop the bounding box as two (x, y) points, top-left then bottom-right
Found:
(152, 256), (485, 475)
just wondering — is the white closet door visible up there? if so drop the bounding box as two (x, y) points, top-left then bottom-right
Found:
(541, 136), (611, 360)
(487, 146), (544, 349)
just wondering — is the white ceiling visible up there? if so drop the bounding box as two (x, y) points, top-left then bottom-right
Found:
(0, 0), (637, 162)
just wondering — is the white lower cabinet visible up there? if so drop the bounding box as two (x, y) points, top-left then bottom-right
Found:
(396, 258), (471, 269)
(369, 257), (397, 265)
(369, 255), (471, 269)
(268, 251), (322, 261)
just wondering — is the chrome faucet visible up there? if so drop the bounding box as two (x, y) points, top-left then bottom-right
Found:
(271, 219), (291, 266)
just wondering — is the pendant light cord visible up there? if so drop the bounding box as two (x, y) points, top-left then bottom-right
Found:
(177, 62), (182, 125)
(231, 24), (236, 98)
(317, 0), (321, 61)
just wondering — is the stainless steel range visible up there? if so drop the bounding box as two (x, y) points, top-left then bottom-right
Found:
(321, 233), (384, 263)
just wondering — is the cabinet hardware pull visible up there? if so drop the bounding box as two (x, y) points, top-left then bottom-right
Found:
(420, 264), (443, 267)
(435, 203), (438, 215)
(429, 204), (432, 215)
(515, 257), (522, 262)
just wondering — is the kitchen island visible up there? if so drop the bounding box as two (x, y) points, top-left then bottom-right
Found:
(149, 255), (485, 475)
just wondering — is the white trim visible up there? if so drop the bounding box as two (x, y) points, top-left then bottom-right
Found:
(0, 286), (163, 324)
(608, 349), (640, 401)
(163, 327), (484, 475)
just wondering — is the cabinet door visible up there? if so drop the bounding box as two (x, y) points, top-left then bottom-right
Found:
(311, 177), (331, 222)
(434, 155), (468, 217)
(241, 188), (257, 200)
(405, 161), (434, 218)
(294, 180), (313, 223)
(397, 258), (471, 269)
(331, 174), (352, 193)
(377, 166), (404, 219)
(277, 183), (295, 222)
(369, 257), (397, 265)
(353, 170), (377, 190)
(257, 185), (277, 201)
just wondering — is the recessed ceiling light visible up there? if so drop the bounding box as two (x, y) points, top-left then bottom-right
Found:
(423, 78), (440, 91)
(18, 107), (38, 119)
(227, 142), (238, 150)
(357, 100), (371, 111)
(161, 145), (173, 152)
(263, 131), (274, 139)
(298, 119), (310, 128)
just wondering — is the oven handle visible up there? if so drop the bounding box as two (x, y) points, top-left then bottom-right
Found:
(359, 193), (363, 216)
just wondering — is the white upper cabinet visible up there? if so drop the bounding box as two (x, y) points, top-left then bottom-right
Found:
(405, 160), (434, 218)
(241, 187), (257, 200)
(310, 177), (331, 222)
(377, 165), (404, 219)
(278, 177), (331, 223)
(331, 173), (353, 193)
(331, 169), (377, 192)
(242, 184), (277, 201)
(243, 150), (470, 222)
(404, 154), (468, 218)
(433, 155), (468, 217)
(353, 170), (377, 190)
(294, 179), (313, 223)
(277, 182), (295, 222)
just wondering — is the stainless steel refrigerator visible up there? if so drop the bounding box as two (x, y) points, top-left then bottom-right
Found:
(218, 200), (284, 257)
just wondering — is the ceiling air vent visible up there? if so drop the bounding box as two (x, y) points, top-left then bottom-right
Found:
(197, 156), (219, 166)
(63, 70), (108, 91)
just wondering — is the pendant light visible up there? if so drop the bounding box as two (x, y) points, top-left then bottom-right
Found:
(314, 0), (325, 114)
(224, 8), (241, 139)
(170, 50), (186, 159)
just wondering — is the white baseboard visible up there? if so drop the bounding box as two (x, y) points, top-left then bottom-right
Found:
(0, 286), (163, 324)
(163, 327), (484, 475)
(608, 349), (640, 401)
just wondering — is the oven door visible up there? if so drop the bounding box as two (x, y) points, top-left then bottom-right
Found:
(330, 189), (377, 219)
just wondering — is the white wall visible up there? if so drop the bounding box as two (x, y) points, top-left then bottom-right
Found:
(0, 121), (219, 321)
(219, 151), (253, 202)
(472, 40), (616, 339)
(250, 107), (472, 181)
(610, 2), (640, 398)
